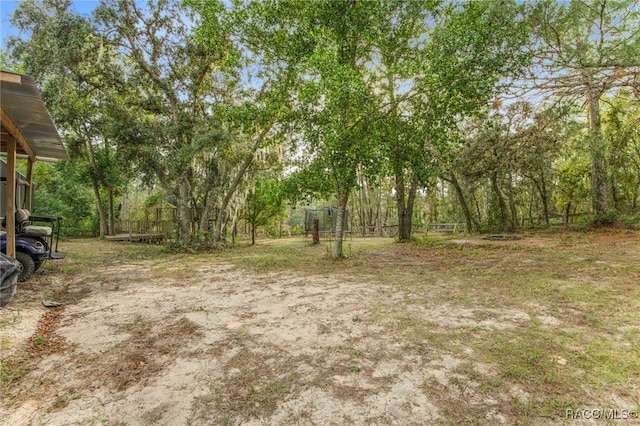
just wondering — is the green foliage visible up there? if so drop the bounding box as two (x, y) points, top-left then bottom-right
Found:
(603, 90), (640, 214)
(5, 0), (640, 246)
(592, 210), (618, 228)
(164, 230), (228, 252)
(529, 0), (640, 217)
(30, 161), (98, 236)
(143, 192), (164, 211)
(8, 0), (135, 236)
(242, 177), (286, 244)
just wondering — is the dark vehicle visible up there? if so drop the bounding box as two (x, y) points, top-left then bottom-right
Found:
(1, 161), (66, 281)
(0, 231), (48, 282)
(14, 209), (66, 261)
(0, 252), (21, 307)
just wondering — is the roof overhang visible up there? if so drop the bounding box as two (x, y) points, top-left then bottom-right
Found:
(1, 70), (68, 261)
(0, 70), (69, 162)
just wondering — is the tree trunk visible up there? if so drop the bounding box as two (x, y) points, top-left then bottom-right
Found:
(251, 223), (256, 245)
(107, 187), (115, 236)
(491, 173), (509, 232)
(91, 179), (107, 238)
(587, 80), (609, 219)
(381, 202), (389, 237)
(540, 175), (550, 226)
(375, 190), (382, 236)
(507, 174), (518, 231)
(364, 191), (373, 234)
(633, 177), (640, 210)
(177, 177), (191, 242)
(356, 174), (366, 236)
(232, 221), (237, 244)
(528, 184), (535, 227)
(472, 190), (483, 228)
(199, 201), (214, 233)
(356, 191), (365, 236)
(406, 178), (417, 239)
(395, 172), (406, 240)
(333, 190), (349, 258)
(395, 174), (417, 242)
(564, 201), (572, 225)
(444, 173), (475, 233)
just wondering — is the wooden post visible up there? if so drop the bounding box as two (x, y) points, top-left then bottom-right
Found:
(6, 136), (16, 258)
(312, 218), (320, 245)
(25, 157), (34, 211)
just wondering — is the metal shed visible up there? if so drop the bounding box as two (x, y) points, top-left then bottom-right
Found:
(1, 70), (68, 258)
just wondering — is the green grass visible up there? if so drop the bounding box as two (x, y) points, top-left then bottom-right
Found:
(0, 356), (28, 404)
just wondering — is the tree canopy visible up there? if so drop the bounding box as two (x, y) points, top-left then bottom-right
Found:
(3, 0), (640, 251)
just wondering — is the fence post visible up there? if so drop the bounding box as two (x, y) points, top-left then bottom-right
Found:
(312, 219), (320, 245)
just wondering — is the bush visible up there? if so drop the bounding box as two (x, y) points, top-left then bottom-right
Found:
(591, 210), (618, 227)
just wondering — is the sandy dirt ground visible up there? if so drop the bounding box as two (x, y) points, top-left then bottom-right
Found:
(0, 236), (633, 425)
(3, 261), (453, 425)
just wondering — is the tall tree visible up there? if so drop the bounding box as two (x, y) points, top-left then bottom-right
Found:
(531, 0), (640, 223)
(94, 0), (238, 242)
(220, 0), (386, 257)
(372, 0), (438, 242)
(9, 0), (131, 236)
(603, 90), (640, 211)
(371, 0), (530, 240)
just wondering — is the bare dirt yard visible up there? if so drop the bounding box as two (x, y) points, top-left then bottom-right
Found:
(1, 231), (639, 425)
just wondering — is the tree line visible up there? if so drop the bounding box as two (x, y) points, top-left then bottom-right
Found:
(2, 0), (639, 257)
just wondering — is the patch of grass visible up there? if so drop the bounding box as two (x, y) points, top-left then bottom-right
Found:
(0, 356), (28, 393)
(32, 335), (47, 346)
(453, 361), (485, 383)
(485, 326), (563, 386)
(569, 331), (640, 391)
(226, 243), (311, 272)
(58, 264), (85, 274)
(0, 308), (22, 327)
(347, 364), (361, 373)
(191, 345), (302, 424)
(216, 237), (394, 274)
(471, 320), (637, 419)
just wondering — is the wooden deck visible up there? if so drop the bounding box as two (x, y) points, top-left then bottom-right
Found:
(105, 232), (165, 243)
(106, 219), (173, 243)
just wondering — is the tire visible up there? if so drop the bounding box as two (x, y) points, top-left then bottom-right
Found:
(15, 251), (35, 282)
(34, 258), (47, 272)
